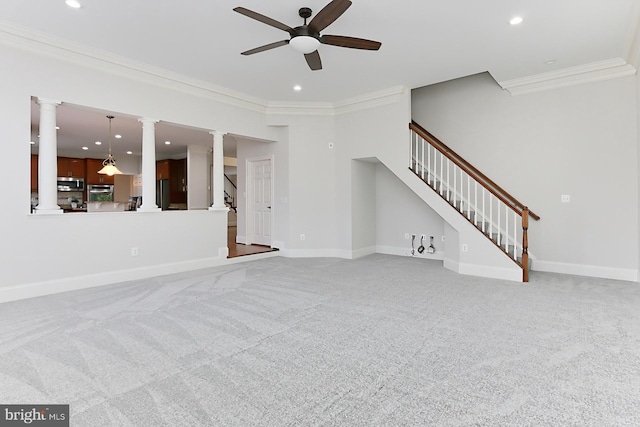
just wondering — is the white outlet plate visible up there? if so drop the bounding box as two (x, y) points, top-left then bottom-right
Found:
(442, 235), (446, 242)
(405, 233), (410, 240)
(300, 234), (305, 241)
(561, 194), (570, 203)
(462, 244), (468, 252)
(131, 247), (139, 256)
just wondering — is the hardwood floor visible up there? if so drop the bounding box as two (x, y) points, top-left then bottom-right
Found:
(227, 226), (278, 258)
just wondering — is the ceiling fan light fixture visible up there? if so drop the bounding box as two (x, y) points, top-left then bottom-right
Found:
(290, 36), (320, 54)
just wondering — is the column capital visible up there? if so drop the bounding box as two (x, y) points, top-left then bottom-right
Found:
(138, 117), (159, 124)
(209, 130), (227, 137)
(36, 98), (61, 106)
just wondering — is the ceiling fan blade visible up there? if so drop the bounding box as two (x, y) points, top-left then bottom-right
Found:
(233, 7), (295, 35)
(308, 0), (352, 33)
(320, 35), (381, 50)
(304, 51), (322, 71)
(241, 40), (289, 56)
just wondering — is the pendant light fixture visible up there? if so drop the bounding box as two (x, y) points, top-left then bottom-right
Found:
(98, 115), (122, 176)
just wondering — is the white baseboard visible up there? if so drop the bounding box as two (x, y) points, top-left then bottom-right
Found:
(376, 245), (445, 260)
(533, 260), (639, 282)
(284, 248), (346, 258)
(444, 257), (522, 282)
(352, 246), (377, 259)
(0, 248), (230, 304)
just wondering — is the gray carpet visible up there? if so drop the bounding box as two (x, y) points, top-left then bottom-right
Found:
(1, 254), (640, 426)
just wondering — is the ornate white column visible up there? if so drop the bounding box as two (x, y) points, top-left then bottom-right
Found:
(137, 118), (161, 212)
(35, 98), (62, 215)
(209, 130), (229, 211)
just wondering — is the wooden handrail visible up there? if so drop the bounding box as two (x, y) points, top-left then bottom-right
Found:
(410, 121), (540, 221)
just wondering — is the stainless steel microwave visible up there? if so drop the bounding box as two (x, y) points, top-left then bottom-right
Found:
(57, 177), (85, 192)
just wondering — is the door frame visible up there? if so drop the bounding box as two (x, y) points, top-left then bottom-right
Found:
(246, 155), (274, 246)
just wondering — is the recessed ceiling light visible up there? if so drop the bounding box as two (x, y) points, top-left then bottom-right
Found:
(544, 59), (557, 65)
(509, 16), (523, 25)
(82, 146), (89, 150)
(65, 0), (82, 9)
(165, 141), (171, 145)
(30, 141), (36, 145)
(293, 85), (302, 91)
(95, 141), (102, 145)
(55, 126), (60, 130)
(115, 134), (122, 139)
(126, 151), (133, 155)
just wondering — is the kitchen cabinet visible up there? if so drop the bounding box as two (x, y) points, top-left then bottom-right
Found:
(31, 154), (38, 191)
(85, 158), (114, 184)
(170, 158), (187, 204)
(156, 159), (187, 208)
(156, 160), (170, 180)
(57, 157), (85, 178)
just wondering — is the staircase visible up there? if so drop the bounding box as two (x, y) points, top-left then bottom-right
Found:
(224, 174), (237, 213)
(409, 121), (540, 282)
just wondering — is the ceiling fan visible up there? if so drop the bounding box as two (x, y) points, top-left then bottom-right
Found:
(233, 0), (381, 71)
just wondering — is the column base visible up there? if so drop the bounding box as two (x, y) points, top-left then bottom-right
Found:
(34, 206), (63, 215)
(208, 206), (230, 212)
(137, 206), (162, 213)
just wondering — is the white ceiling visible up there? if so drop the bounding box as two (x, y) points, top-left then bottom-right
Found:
(7, 0), (638, 155)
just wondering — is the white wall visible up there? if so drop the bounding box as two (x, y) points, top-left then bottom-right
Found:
(187, 145), (209, 209)
(350, 159), (377, 257)
(412, 73), (639, 281)
(236, 130), (289, 250)
(263, 114), (337, 256)
(375, 163), (445, 258)
(0, 42), (277, 301)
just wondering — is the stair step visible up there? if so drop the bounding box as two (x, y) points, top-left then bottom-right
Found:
(501, 244), (517, 255)
(461, 211), (476, 221)
(475, 221), (490, 231)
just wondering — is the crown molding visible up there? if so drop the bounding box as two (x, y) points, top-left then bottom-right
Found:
(265, 101), (336, 116)
(498, 58), (637, 96)
(0, 20), (269, 113)
(265, 85), (408, 117)
(334, 85), (407, 115)
(0, 20), (408, 117)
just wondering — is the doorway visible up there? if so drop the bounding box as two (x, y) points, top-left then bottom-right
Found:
(246, 156), (273, 246)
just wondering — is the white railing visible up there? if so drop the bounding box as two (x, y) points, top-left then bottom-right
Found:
(410, 126), (527, 263)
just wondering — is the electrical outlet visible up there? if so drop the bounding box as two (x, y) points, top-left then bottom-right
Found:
(328, 142), (334, 149)
(405, 233), (410, 240)
(462, 244), (468, 252)
(300, 234), (305, 241)
(561, 194), (570, 203)
(421, 234), (427, 241)
(131, 247), (139, 257)
(442, 235), (446, 242)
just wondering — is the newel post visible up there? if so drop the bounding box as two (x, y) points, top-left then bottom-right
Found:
(522, 207), (529, 282)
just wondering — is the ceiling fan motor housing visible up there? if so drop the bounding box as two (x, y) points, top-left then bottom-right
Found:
(299, 7), (313, 20)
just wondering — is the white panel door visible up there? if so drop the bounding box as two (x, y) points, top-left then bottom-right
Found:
(250, 159), (272, 246)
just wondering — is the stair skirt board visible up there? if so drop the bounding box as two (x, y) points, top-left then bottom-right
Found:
(444, 258), (523, 282)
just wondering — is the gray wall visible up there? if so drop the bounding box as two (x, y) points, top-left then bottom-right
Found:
(411, 72), (638, 279)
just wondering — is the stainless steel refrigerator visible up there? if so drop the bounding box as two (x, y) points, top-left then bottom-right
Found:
(156, 179), (169, 210)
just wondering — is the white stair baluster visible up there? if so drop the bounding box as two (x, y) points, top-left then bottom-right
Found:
(421, 137), (425, 180)
(467, 174), (471, 219)
(497, 201), (501, 246)
(439, 152), (444, 196)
